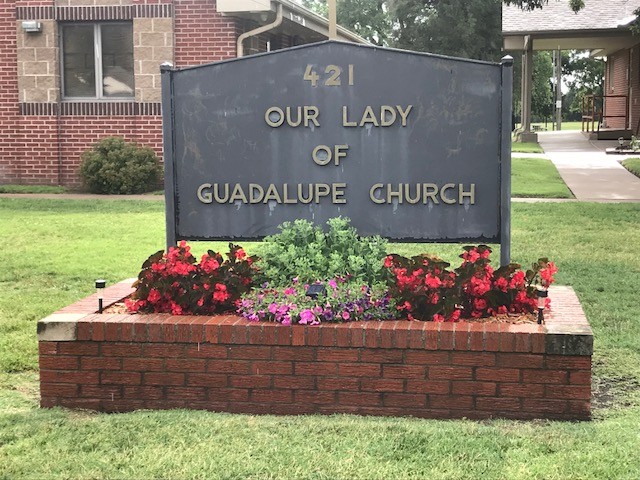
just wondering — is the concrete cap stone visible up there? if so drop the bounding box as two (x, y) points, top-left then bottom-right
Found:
(37, 313), (84, 341)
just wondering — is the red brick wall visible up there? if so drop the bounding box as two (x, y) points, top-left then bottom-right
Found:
(174, 0), (236, 66)
(38, 282), (592, 420)
(604, 49), (630, 129)
(629, 45), (640, 134)
(0, 2), (20, 183)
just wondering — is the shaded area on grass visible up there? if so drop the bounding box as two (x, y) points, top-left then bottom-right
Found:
(511, 158), (573, 198)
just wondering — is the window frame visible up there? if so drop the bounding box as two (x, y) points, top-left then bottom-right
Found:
(60, 21), (134, 101)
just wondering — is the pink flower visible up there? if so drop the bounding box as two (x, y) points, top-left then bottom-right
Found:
(341, 311), (350, 320)
(299, 309), (315, 325)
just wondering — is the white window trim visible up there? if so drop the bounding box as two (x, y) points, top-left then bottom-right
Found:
(60, 22), (134, 101)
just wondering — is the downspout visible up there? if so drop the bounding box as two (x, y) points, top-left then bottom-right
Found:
(237, 4), (283, 58)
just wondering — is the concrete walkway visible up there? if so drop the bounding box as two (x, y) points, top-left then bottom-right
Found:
(533, 130), (640, 202)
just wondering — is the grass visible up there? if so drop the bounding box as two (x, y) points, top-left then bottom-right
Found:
(511, 142), (544, 154)
(1, 199), (640, 479)
(621, 158), (640, 179)
(511, 158), (573, 198)
(0, 184), (66, 194)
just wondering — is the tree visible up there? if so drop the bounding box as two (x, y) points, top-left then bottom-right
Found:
(392, 0), (502, 61)
(300, 0), (390, 45)
(561, 51), (604, 119)
(503, 0), (585, 12)
(297, 1), (589, 58)
(531, 51), (554, 121)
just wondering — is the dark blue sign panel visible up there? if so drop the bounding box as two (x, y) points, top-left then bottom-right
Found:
(162, 41), (512, 257)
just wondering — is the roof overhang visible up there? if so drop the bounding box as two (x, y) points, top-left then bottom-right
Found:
(503, 29), (637, 55)
(217, 0), (369, 45)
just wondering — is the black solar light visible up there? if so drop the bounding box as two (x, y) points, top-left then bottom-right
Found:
(95, 279), (106, 313)
(305, 283), (326, 300)
(536, 285), (548, 325)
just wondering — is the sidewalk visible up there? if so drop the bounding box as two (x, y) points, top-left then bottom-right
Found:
(532, 130), (640, 202)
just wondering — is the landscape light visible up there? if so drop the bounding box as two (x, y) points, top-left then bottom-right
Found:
(305, 283), (326, 300)
(536, 285), (548, 324)
(95, 279), (106, 314)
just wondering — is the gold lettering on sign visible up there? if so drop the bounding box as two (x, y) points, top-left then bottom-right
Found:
(264, 106), (319, 127)
(197, 183), (349, 205)
(342, 105), (413, 127)
(368, 183), (477, 205)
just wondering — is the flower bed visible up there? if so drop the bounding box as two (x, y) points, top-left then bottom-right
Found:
(37, 280), (593, 420)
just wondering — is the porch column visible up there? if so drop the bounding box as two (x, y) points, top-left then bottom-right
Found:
(519, 35), (538, 142)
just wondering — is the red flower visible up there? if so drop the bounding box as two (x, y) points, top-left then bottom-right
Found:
(147, 288), (161, 304)
(213, 283), (230, 303)
(383, 256), (394, 268)
(494, 276), (508, 292)
(540, 262), (558, 286)
(235, 248), (247, 260)
(424, 273), (442, 289)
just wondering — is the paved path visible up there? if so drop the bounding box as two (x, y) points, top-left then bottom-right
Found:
(535, 131), (640, 202)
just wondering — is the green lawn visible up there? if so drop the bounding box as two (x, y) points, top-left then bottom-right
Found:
(511, 158), (573, 198)
(1, 199), (640, 479)
(511, 141), (544, 154)
(0, 184), (66, 194)
(621, 158), (640, 178)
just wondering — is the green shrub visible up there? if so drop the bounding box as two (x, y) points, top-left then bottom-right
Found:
(79, 137), (162, 194)
(256, 217), (388, 286)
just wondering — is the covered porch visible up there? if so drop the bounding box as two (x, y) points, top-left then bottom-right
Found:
(502, 0), (640, 142)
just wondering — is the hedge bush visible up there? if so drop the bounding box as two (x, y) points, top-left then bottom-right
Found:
(79, 137), (162, 194)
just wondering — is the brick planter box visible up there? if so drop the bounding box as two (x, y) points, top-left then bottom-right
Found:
(38, 280), (593, 420)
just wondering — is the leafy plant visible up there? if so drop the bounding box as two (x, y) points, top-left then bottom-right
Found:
(79, 137), (162, 194)
(256, 217), (388, 287)
(127, 241), (259, 315)
(385, 245), (557, 322)
(238, 277), (395, 325)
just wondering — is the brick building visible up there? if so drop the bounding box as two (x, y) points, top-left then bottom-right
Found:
(0, 0), (365, 187)
(503, 0), (640, 140)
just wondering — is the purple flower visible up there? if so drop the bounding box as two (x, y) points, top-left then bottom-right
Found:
(284, 287), (296, 296)
(268, 303), (278, 314)
(328, 279), (338, 290)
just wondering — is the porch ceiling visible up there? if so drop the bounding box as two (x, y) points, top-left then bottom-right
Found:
(503, 31), (638, 55)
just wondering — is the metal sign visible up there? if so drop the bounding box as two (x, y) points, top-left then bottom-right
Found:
(162, 41), (513, 263)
